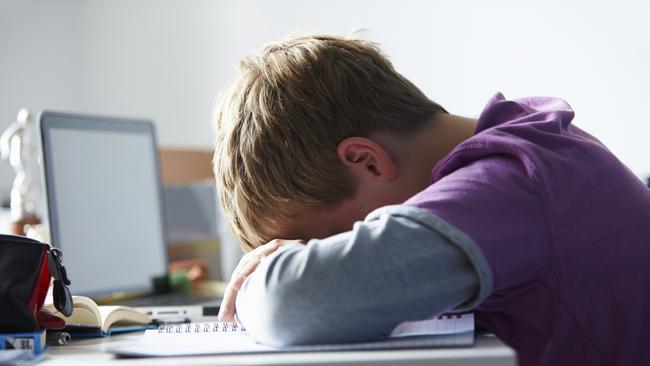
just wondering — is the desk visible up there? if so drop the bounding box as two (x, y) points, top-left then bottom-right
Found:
(41, 332), (515, 366)
(1, 207), (515, 365)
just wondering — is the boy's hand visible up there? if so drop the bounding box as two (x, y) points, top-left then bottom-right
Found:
(217, 239), (305, 322)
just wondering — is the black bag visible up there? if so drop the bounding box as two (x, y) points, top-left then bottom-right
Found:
(0, 234), (73, 332)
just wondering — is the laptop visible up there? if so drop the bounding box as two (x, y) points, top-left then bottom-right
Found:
(40, 111), (220, 321)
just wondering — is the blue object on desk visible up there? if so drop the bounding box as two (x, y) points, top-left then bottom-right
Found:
(0, 329), (47, 355)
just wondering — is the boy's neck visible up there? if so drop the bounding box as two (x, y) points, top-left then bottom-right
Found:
(385, 113), (477, 180)
(425, 113), (478, 164)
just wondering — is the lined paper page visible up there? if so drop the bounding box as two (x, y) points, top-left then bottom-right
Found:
(390, 313), (474, 337)
(150, 313), (475, 338)
(110, 314), (475, 357)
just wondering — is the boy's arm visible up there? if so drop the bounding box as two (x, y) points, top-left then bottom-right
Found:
(235, 205), (493, 347)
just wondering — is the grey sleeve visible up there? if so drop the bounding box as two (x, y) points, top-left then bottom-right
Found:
(235, 205), (493, 347)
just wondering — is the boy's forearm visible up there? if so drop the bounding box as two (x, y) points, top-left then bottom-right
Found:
(236, 205), (493, 347)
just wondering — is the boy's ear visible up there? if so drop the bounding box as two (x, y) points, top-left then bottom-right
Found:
(337, 137), (398, 181)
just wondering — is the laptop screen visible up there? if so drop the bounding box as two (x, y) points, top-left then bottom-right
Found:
(41, 112), (168, 297)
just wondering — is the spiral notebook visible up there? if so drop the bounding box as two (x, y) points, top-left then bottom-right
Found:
(108, 313), (475, 357)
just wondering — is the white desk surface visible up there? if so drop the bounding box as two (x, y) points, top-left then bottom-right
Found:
(41, 332), (515, 366)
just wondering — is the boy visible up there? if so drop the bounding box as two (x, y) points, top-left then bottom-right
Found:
(212, 34), (650, 366)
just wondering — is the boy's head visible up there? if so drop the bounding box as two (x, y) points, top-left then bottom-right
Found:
(213, 34), (447, 251)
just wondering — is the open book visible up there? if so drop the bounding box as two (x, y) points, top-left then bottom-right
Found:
(108, 313), (474, 357)
(44, 296), (153, 336)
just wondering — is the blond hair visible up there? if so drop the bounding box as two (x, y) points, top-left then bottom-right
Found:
(213, 34), (446, 251)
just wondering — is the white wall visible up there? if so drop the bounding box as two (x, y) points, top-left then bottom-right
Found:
(2, 0), (650, 201)
(0, 0), (221, 200)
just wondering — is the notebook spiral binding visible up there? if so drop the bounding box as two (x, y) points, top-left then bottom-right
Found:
(158, 322), (246, 334)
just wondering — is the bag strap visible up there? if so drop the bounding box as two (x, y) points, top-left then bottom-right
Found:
(48, 247), (73, 317)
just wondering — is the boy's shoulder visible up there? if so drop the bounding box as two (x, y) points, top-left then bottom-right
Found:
(429, 93), (596, 185)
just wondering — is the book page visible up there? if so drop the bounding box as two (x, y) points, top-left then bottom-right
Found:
(99, 306), (150, 332)
(43, 295), (101, 327)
